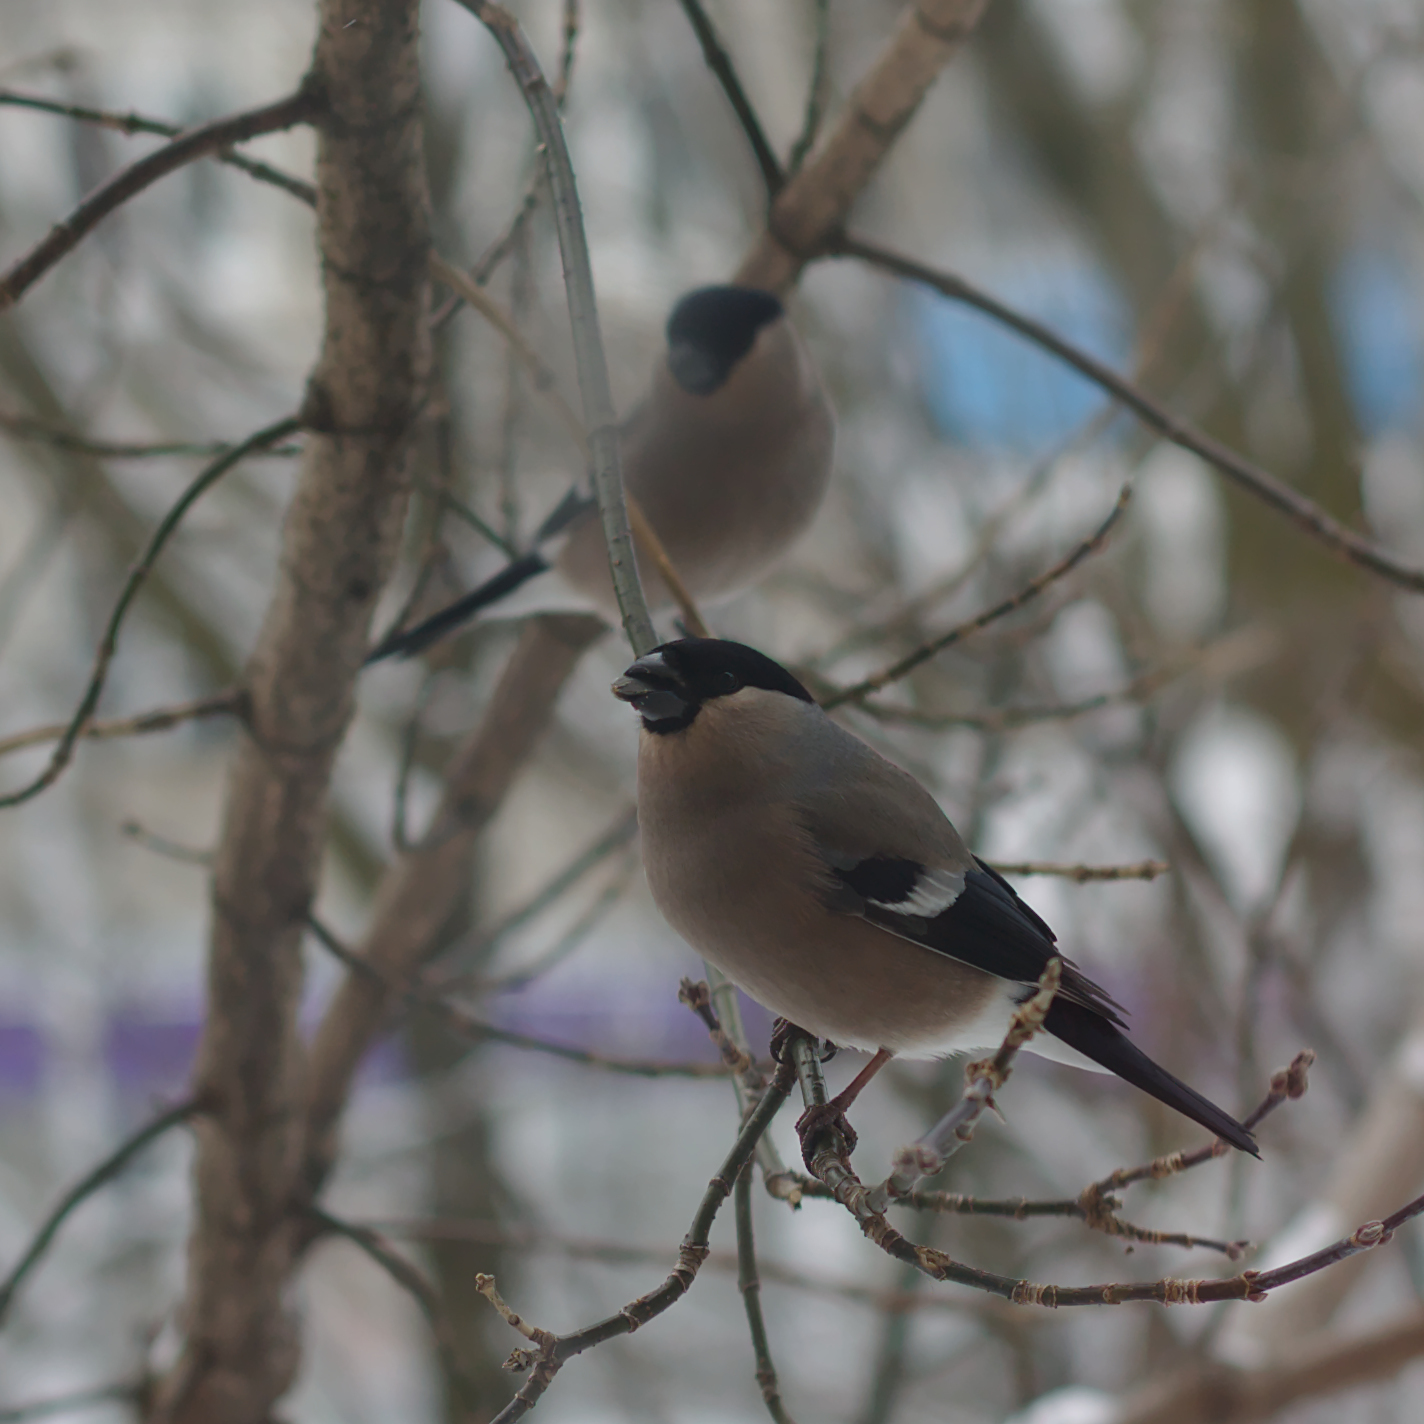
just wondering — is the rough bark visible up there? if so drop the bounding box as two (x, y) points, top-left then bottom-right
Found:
(150, 1), (431, 1418)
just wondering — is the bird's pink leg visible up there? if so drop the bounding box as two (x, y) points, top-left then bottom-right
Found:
(795, 1047), (893, 1164)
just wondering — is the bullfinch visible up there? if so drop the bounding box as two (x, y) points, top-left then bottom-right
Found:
(612, 637), (1258, 1156)
(368, 286), (834, 661)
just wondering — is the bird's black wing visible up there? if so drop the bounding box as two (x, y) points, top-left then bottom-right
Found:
(833, 854), (1126, 1025)
(829, 853), (1257, 1153)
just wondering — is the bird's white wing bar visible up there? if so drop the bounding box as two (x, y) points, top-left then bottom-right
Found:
(867, 864), (965, 918)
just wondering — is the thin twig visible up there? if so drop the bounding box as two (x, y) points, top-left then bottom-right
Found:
(735, 0), (990, 290)
(0, 1098), (200, 1326)
(834, 233), (1424, 595)
(985, 859), (1171, 884)
(429, 252), (586, 453)
(0, 88), (321, 308)
(786, 1044), (1383, 1306)
(735, 1164), (799, 1424)
(305, 914), (730, 1079)
(1087, 1052), (1315, 1196)
(866, 961), (1061, 1212)
(479, 1058), (796, 1422)
(704, 964), (802, 1204)
(428, 0), (580, 327)
(120, 820), (214, 866)
(676, 0), (785, 195)
(0, 689), (243, 762)
(787, 0), (832, 177)
(429, 249), (710, 636)
(0, 88), (318, 206)
(679, 978), (763, 1089)
(0, 409), (303, 460)
(822, 482), (1132, 709)
(307, 1207), (475, 1408)
(457, 2), (655, 655)
(378, 1215), (998, 1317)
(0, 416), (300, 809)
(423, 805), (638, 988)
(473, 863), (635, 995)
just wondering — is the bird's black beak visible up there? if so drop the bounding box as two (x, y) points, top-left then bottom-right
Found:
(612, 651), (690, 724)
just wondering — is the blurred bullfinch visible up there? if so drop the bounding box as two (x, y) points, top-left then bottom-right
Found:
(612, 637), (1258, 1156)
(367, 286), (834, 661)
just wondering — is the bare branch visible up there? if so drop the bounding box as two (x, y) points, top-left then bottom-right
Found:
(0, 409), (303, 460)
(0, 88), (318, 206)
(376, 1215), (1001, 1317)
(151, 1), (432, 1412)
(787, 0), (832, 177)
(866, 960), (1061, 1211)
(306, 914), (730, 1080)
(0, 1098), (199, 1328)
(680, 977), (763, 1087)
(735, 1164), (799, 1424)
(120, 820), (214, 866)
(427, 252), (710, 636)
(0, 416), (297, 809)
(736, 0), (989, 290)
(985, 859), (1172, 883)
(302, 613), (605, 1194)
(0, 88), (320, 309)
(821, 483), (1132, 709)
(835, 234), (1424, 596)
(676, 0), (785, 195)
(897, 1054), (1314, 1261)
(456, 0), (655, 654)
(478, 1059), (796, 1421)
(786, 1038), (1424, 1306)
(427, 806), (639, 990)
(307, 1207), (475, 1407)
(0, 689), (242, 763)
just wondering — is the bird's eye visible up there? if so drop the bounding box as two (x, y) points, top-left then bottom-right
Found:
(715, 669), (740, 694)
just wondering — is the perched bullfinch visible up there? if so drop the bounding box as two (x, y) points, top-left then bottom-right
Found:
(367, 286), (835, 662)
(612, 637), (1258, 1156)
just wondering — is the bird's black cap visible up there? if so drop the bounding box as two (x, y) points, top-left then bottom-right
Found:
(665, 287), (784, 395)
(612, 637), (814, 732)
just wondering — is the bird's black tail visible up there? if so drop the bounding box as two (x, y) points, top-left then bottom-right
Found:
(1045, 999), (1259, 1156)
(364, 551), (550, 664)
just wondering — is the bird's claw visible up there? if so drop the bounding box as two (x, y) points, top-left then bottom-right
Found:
(795, 1101), (858, 1167)
(769, 1017), (838, 1064)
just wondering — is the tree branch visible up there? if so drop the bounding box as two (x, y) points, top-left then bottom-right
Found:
(150, 2), (432, 1415)
(0, 87), (317, 205)
(821, 482), (1132, 709)
(478, 1059), (796, 1421)
(0, 408), (303, 459)
(834, 234), (1424, 595)
(454, 0), (655, 654)
(675, 0), (785, 195)
(735, 1163), (798, 1424)
(0, 689), (243, 763)
(0, 1098), (200, 1328)
(0, 416), (297, 809)
(0, 87), (321, 309)
(735, 0), (989, 290)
